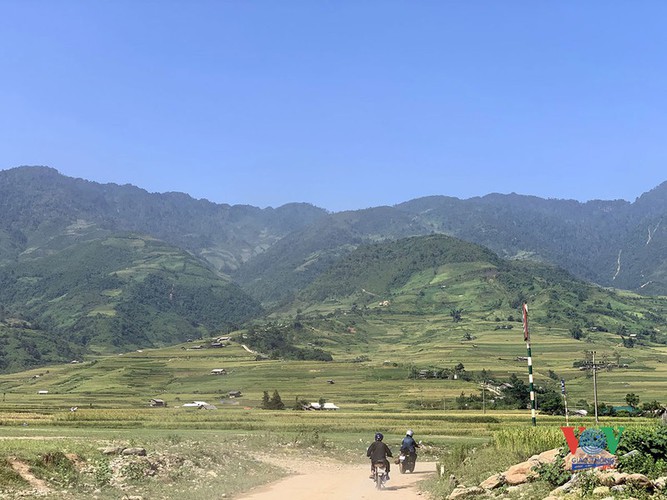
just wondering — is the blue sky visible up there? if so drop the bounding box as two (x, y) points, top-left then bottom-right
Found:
(2, 2), (667, 211)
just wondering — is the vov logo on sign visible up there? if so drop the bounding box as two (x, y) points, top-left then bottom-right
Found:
(561, 426), (624, 470)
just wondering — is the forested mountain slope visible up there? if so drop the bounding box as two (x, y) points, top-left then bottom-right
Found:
(0, 166), (327, 273)
(0, 233), (262, 372)
(3, 166), (667, 304)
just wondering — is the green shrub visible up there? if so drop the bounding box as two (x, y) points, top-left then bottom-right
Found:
(121, 458), (152, 482)
(618, 452), (667, 479)
(617, 426), (667, 460)
(533, 454), (570, 487)
(93, 457), (112, 486)
(575, 469), (599, 496)
(616, 426), (667, 478)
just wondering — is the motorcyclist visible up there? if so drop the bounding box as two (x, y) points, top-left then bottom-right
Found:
(400, 429), (419, 471)
(367, 432), (393, 480)
(401, 429), (419, 455)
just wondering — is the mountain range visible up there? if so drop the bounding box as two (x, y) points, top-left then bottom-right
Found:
(0, 165), (666, 371)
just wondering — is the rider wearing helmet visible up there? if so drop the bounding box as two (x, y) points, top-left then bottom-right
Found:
(367, 432), (393, 480)
(401, 429), (419, 455)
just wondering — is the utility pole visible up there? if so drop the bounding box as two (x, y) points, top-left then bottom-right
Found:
(482, 383), (486, 414)
(592, 351), (599, 424)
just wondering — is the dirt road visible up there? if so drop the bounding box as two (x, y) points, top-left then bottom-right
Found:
(238, 457), (436, 500)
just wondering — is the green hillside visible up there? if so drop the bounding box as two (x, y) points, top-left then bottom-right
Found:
(300, 234), (502, 301)
(2, 224), (667, 416)
(0, 233), (262, 371)
(233, 206), (430, 305)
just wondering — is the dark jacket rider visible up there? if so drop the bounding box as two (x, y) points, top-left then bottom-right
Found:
(401, 429), (419, 454)
(367, 432), (393, 479)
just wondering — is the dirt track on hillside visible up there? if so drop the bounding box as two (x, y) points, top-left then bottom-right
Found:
(238, 456), (436, 500)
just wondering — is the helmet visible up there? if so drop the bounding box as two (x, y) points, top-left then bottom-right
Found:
(406, 429), (414, 437)
(375, 432), (384, 441)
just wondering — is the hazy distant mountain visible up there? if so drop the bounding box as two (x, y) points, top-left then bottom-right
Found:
(235, 187), (667, 303)
(0, 166), (327, 272)
(2, 166), (667, 303)
(393, 188), (667, 294)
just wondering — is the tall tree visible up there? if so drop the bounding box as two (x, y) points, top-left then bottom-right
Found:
(625, 393), (640, 409)
(269, 390), (285, 410)
(261, 391), (270, 409)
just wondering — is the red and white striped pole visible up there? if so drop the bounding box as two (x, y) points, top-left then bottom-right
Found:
(522, 302), (537, 426)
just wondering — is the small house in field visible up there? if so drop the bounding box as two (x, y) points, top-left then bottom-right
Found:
(149, 398), (166, 407)
(228, 390), (242, 398)
(183, 401), (217, 409)
(210, 368), (227, 375)
(308, 402), (339, 410)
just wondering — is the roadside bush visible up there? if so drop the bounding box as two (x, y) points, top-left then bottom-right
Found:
(433, 442), (530, 498)
(618, 452), (667, 479)
(575, 469), (600, 497)
(121, 459), (146, 481)
(93, 457), (112, 486)
(533, 453), (570, 487)
(291, 428), (331, 449)
(617, 426), (667, 460)
(617, 426), (667, 478)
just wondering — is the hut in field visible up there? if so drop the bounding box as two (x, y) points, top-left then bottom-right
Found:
(308, 402), (339, 410)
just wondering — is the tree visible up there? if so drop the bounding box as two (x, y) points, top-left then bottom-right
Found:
(622, 336), (636, 348)
(576, 399), (590, 413)
(261, 391), (270, 409)
(503, 373), (530, 410)
(456, 391), (467, 410)
(625, 393), (640, 409)
(450, 308), (463, 323)
(292, 396), (308, 410)
(641, 400), (664, 413)
(269, 390), (285, 410)
(538, 390), (564, 415)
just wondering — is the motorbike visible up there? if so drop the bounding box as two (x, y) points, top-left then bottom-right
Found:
(372, 461), (388, 490)
(398, 448), (417, 473)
